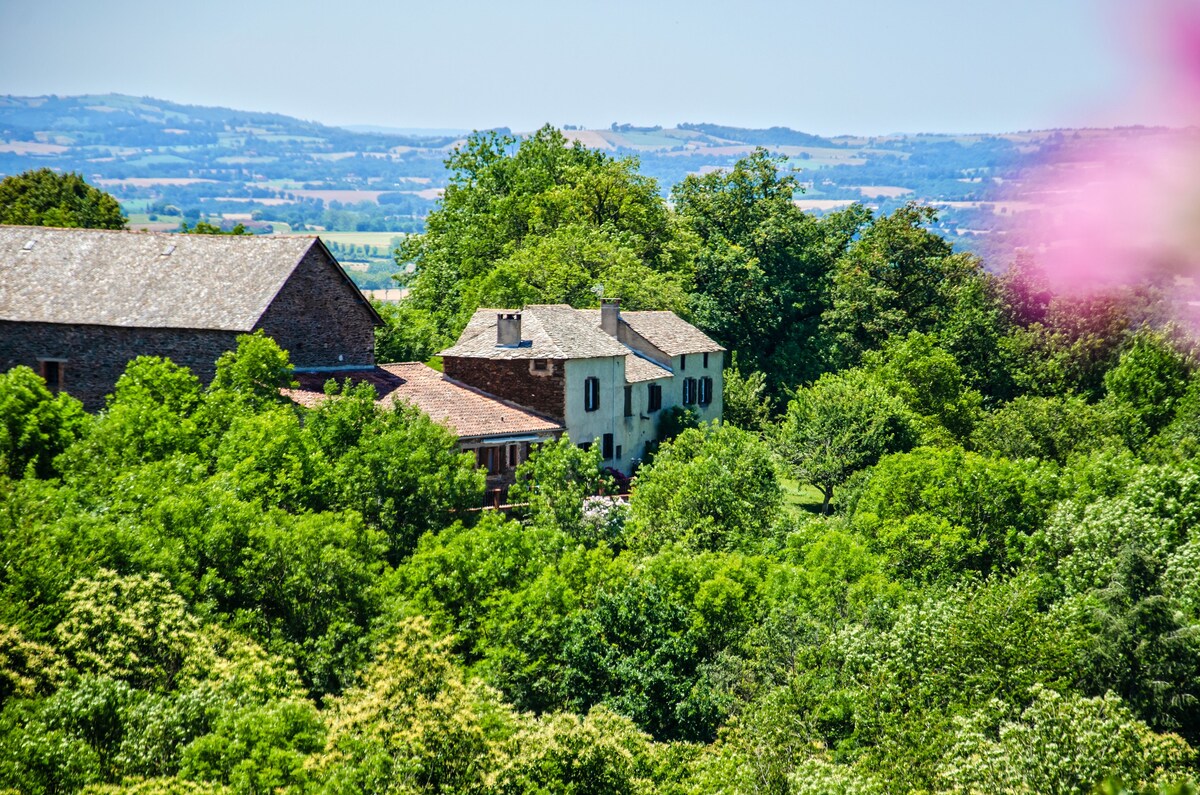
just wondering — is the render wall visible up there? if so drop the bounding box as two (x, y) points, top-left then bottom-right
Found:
(675, 352), (724, 424)
(0, 320), (239, 410)
(442, 356), (567, 420)
(256, 246), (377, 369)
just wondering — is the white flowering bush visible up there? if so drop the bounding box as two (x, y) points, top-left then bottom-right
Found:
(936, 687), (1196, 795)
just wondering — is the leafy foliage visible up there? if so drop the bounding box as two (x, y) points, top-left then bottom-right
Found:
(0, 168), (125, 229)
(6, 131), (1200, 795)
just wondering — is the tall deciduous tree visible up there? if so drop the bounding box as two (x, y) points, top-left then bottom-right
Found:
(402, 126), (694, 340)
(821, 203), (995, 372)
(673, 148), (867, 391)
(777, 369), (915, 513)
(627, 422), (782, 553)
(0, 169), (125, 229)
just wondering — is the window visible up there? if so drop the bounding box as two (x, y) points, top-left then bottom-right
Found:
(39, 359), (64, 393)
(532, 358), (548, 372)
(578, 441), (592, 452)
(647, 383), (662, 412)
(602, 433), (614, 460)
(476, 447), (497, 474)
(699, 376), (714, 406)
(680, 354), (687, 370)
(584, 376), (600, 412)
(624, 385), (633, 417)
(683, 377), (698, 405)
(508, 444), (519, 467)
(615, 445), (622, 460)
(703, 352), (709, 368)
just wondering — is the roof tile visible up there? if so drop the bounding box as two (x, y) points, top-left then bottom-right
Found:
(282, 363), (564, 440)
(0, 226), (319, 331)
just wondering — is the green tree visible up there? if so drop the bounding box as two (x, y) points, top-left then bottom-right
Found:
(402, 126), (693, 340)
(972, 394), (1123, 463)
(673, 149), (868, 391)
(847, 446), (1056, 580)
(627, 422), (782, 553)
(936, 687), (1194, 795)
(821, 203), (993, 370)
(508, 436), (614, 537)
(0, 365), (87, 479)
(0, 169), (125, 229)
(373, 301), (440, 364)
(179, 221), (249, 235)
(492, 706), (657, 795)
(861, 332), (983, 443)
(776, 369), (915, 513)
(316, 616), (518, 795)
(720, 366), (772, 435)
(1104, 329), (1192, 436)
(55, 569), (200, 691)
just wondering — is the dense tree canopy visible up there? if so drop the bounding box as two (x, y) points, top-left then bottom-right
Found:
(5, 136), (1200, 794)
(402, 126), (695, 341)
(0, 168), (125, 229)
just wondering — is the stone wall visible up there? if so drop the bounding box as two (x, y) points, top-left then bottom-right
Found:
(0, 320), (239, 409)
(443, 356), (566, 420)
(256, 245), (378, 369)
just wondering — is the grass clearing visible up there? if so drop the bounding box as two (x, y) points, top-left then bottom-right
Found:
(780, 476), (828, 516)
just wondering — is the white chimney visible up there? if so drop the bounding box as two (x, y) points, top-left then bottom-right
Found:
(600, 299), (620, 336)
(497, 312), (522, 347)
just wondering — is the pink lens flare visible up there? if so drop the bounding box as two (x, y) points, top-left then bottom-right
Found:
(1014, 1), (1200, 320)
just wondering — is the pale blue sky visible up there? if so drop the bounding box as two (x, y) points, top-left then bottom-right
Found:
(0, 0), (1157, 135)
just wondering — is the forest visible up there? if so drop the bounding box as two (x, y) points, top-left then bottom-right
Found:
(4, 127), (1200, 794)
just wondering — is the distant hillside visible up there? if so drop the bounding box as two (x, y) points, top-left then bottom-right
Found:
(0, 93), (1174, 274)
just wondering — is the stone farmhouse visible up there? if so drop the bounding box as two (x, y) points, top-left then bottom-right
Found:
(1, 227), (723, 493)
(440, 300), (725, 474)
(0, 226), (381, 409)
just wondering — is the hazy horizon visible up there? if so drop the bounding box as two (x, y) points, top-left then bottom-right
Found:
(0, 0), (1171, 138)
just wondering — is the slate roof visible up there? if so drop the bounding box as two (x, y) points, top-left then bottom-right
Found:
(624, 353), (673, 383)
(614, 311), (725, 356)
(440, 305), (630, 360)
(282, 363), (564, 440)
(0, 226), (333, 331)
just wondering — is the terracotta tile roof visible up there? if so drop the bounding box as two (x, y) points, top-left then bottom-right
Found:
(0, 226), (335, 331)
(625, 353), (672, 382)
(282, 363), (564, 440)
(440, 304), (630, 360)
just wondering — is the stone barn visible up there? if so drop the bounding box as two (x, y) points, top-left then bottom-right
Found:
(0, 226), (382, 409)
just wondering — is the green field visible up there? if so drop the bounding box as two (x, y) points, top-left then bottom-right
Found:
(780, 476), (826, 516)
(297, 231), (406, 248)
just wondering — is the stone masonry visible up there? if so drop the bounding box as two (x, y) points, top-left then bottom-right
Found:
(442, 356), (567, 421)
(255, 246), (377, 369)
(0, 320), (239, 409)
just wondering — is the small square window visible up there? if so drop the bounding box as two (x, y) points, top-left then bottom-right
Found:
(532, 358), (548, 371)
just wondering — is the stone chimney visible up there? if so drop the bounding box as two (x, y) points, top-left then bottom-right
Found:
(496, 312), (522, 347)
(600, 299), (620, 336)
